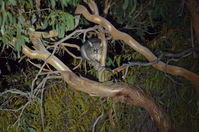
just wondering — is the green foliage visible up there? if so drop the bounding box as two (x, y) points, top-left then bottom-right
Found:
(0, 0), (198, 131)
(39, 10), (75, 38)
(111, 0), (137, 24)
(0, 0), (80, 53)
(49, 0), (79, 9)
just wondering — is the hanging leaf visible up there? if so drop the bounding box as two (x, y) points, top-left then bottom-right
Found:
(38, 19), (48, 30)
(65, 13), (75, 30)
(50, 0), (56, 9)
(31, 14), (37, 24)
(28, 0), (34, 9)
(18, 15), (25, 25)
(60, 0), (68, 8)
(58, 23), (65, 38)
(2, 11), (8, 27)
(1, 35), (8, 51)
(122, 0), (129, 10)
(0, 15), (2, 26)
(7, 12), (13, 25)
(116, 55), (121, 66)
(129, 0), (137, 16)
(8, 0), (17, 6)
(14, 36), (25, 52)
(22, 35), (30, 43)
(106, 57), (115, 67)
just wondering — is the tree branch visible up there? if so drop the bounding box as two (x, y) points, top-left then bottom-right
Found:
(19, 2), (175, 131)
(75, 3), (199, 91)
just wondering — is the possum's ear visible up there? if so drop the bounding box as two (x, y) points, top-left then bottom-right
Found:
(100, 42), (103, 47)
(88, 41), (93, 47)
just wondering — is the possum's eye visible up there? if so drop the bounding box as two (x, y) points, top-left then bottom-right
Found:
(93, 48), (98, 53)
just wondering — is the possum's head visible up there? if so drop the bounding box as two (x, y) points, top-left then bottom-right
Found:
(80, 38), (103, 62)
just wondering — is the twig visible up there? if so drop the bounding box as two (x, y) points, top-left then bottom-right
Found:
(13, 101), (31, 127)
(40, 74), (50, 131)
(73, 58), (83, 70)
(27, 59), (52, 72)
(34, 75), (62, 96)
(115, 46), (199, 79)
(122, 54), (163, 79)
(190, 20), (197, 59)
(92, 112), (104, 132)
(0, 89), (29, 98)
(63, 47), (82, 59)
(160, 46), (199, 58)
(60, 43), (80, 51)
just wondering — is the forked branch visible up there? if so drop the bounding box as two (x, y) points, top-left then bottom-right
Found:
(75, 2), (199, 91)
(20, 2), (175, 131)
(22, 28), (172, 132)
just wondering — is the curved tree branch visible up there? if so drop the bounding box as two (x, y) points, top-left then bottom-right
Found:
(22, 37), (172, 131)
(75, 4), (199, 90)
(63, 72), (172, 131)
(22, 45), (70, 71)
(20, 2), (176, 131)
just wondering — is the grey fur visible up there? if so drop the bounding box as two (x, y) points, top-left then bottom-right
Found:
(80, 38), (103, 62)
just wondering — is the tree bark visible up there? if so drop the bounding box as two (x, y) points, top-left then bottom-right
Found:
(75, 3), (199, 92)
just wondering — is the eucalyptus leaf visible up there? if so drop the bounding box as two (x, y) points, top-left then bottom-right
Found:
(7, 12), (13, 25)
(2, 35), (8, 51)
(39, 19), (48, 30)
(67, 15), (75, 30)
(122, 0), (129, 10)
(58, 24), (65, 38)
(22, 35), (30, 43)
(28, 0), (33, 9)
(31, 14), (37, 24)
(27, 127), (36, 132)
(50, 0), (56, 9)
(9, 0), (17, 6)
(18, 16), (25, 25)
(60, 0), (68, 8)
(129, 0), (137, 15)
(2, 11), (7, 26)
(0, 15), (2, 26)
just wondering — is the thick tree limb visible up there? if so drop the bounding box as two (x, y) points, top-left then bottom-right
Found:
(75, 4), (199, 89)
(62, 72), (172, 131)
(22, 40), (172, 131)
(22, 45), (70, 71)
(20, 2), (174, 131)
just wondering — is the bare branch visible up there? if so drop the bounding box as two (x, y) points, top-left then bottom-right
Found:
(0, 89), (29, 98)
(60, 43), (80, 51)
(27, 59), (52, 72)
(63, 47), (81, 59)
(92, 112), (104, 132)
(13, 101), (31, 127)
